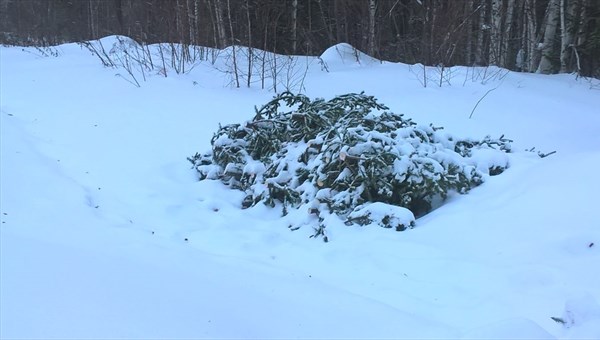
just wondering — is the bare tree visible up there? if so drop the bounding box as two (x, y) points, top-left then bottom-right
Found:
(2, 0), (599, 77)
(245, 0), (252, 87)
(226, 0), (239, 87)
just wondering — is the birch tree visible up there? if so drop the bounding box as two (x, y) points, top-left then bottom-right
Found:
(489, 0), (502, 65)
(524, 0), (540, 71)
(560, 0), (578, 72)
(537, 0), (560, 73)
(1, 0), (599, 77)
(573, 0), (588, 73)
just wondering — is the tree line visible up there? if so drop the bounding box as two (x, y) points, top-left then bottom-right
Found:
(1, 0), (598, 77)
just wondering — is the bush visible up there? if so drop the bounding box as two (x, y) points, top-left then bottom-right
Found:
(189, 92), (512, 239)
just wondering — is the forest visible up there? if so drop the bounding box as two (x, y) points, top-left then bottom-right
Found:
(1, 0), (599, 77)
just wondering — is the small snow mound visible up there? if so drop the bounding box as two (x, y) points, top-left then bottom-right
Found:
(95, 35), (136, 47)
(220, 45), (239, 55)
(470, 147), (510, 175)
(319, 43), (379, 71)
(462, 318), (555, 339)
(243, 160), (266, 177)
(347, 202), (415, 231)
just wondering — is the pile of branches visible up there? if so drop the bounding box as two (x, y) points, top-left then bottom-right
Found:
(189, 92), (512, 238)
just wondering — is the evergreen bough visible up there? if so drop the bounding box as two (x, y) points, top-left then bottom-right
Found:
(189, 92), (512, 239)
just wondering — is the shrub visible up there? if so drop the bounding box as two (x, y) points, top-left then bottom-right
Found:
(189, 92), (512, 239)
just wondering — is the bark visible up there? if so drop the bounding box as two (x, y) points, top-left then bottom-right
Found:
(214, 0), (227, 48)
(115, 0), (124, 34)
(88, 0), (96, 39)
(291, 0), (298, 54)
(316, 0), (334, 46)
(560, 0), (578, 72)
(206, 0), (218, 47)
(368, 0), (377, 57)
(500, 0), (516, 67)
(186, 0), (193, 44)
(475, 0), (486, 65)
(573, 0), (588, 74)
(306, 0), (312, 54)
(576, 0), (587, 48)
(525, 0), (539, 71)
(334, 0), (347, 43)
(466, 0), (474, 65)
(537, 0), (560, 74)
(226, 0), (239, 87)
(489, 0), (502, 65)
(246, 0), (252, 87)
(175, 0), (182, 42)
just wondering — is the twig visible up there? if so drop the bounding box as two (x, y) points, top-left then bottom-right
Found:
(538, 150), (557, 158)
(469, 86), (498, 119)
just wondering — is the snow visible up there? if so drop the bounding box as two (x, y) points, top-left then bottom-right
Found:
(348, 202), (415, 230)
(319, 43), (379, 71)
(242, 160), (266, 177)
(2, 37), (600, 338)
(470, 146), (511, 173)
(461, 318), (556, 339)
(558, 294), (600, 337)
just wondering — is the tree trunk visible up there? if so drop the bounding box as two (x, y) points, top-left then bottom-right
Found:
(88, 0), (95, 39)
(560, 0), (578, 72)
(194, 0), (200, 45)
(206, 0), (218, 48)
(226, 0), (239, 87)
(316, 0), (334, 47)
(428, 2), (437, 65)
(537, 0), (560, 74)
(476, 0), (487, 65)
(572, 0), (589, 74)
(246, 0), (252, 87)
(368, 0), (377, 57)
(291, 0), (298, 54)
(576, 0), (587, 48)
(466, 0), (474, 65)
(489, 0), (502, 65)
(214, 0), (227, 48)
(175, 0), (183, 43)
(501, 0), (516, 67)
(525, 0), (539, 71)
(186, 0), (194, 45)
(334, 0), (347, 43)
(517, 0), (528, 70)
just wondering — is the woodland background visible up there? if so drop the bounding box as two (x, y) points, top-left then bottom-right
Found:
(1, 0), (599, 77)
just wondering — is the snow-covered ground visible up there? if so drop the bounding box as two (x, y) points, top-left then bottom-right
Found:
(1, 38), (599, 338)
